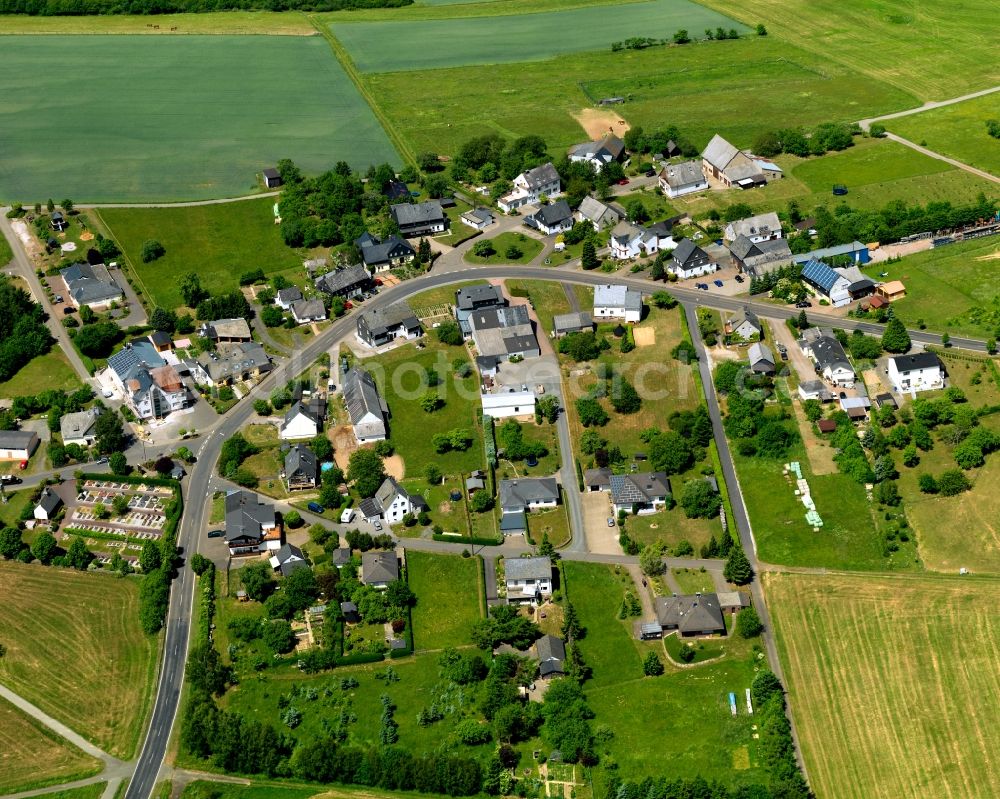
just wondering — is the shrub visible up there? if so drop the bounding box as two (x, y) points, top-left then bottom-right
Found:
(141, 239), (166, 263)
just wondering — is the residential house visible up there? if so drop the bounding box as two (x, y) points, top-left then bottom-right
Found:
(723, 212), (782, 244)
(655, 593), (727, 636)
(481, 389), (536, 420)
(748, 342), (775, 375)
(576, 196), (622, 231)
(525, 200), (573, 235)
(499, 477), (559, 534)
(533, 634), (566, 677)
(888, 352), (944, 394)
(343, 367), (388, 443)
(593, 284), (643, 323)
(701, 134), (780, 188)
(658, 160), (708, 198)
(360, 550), (400, 588)
(200, 318), (253, 343)
(792, 241), (871, 266)
(33, 488), (63, 522)
(331, 547), (353, 569)
(359, 477), (426, 526)
(290, 298), (327, 325)
(798, 328), (855, 387)
(50, 211), (68, 231)
(455, 283), (506, 334)
(275, 287), (303, 310)
(107, 343), (188, 420)
(280, 402), (319, 441)
(504, 555), (553, 603)
(583, 467), (612, 492)
(60, 263), (123, 309)
(262, 167), (282, 189)
(568, 134), (626, 172)
(340, 601), (360, 623)
(189, 342), (271, 387)
(356, 232), (416, 273)
(797, 380), (834, 402)
(60, 408), (100, 448)
(670, 239), (717, 280)
(461, 208), (494, 230)
(149, 330), (173, 353)
(801, 258), (874, 307)
(876, 280), (907, 302)
(224, 490), (281, 555)
(645, 219), (677, 251)
(314, 264), (371, 300)
(269, 543), (308, 577)
(469, 305), (539, 361)
(390, 201), (447, 237)
(356, 301), (422, 349)
(609, 472), (671, 515)
(498, 163), (561, 212)
(729, 235), (793, 277)
(552, 311), (593, 337)
(725, 308), (761, 341)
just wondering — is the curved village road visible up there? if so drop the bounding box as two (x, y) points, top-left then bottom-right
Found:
(125, 261), (983, 799)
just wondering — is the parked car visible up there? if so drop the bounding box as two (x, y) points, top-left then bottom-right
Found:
(207, 529), (223, 538)
(63, 307), (75, 315)
(713, 279), (724, 287)
(96, 457), (108, 464)
(795, 300), (812, 308)
(644, 168), (656, 177)
(606, 517), (615, 527)
(0, 475), (21, 485)
(734, 274), (744, 283)
(617, 178), (630, 186)
(18, 460), (28, 470)
(697, 283), (709, 291)
(373, 520), (383, 531)
(53, 295), (63, 304)
(307, 501), (325, 514)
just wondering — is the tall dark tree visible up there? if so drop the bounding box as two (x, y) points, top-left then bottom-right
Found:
(724, 545), (753, 585)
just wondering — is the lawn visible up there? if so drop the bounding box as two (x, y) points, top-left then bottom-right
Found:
(27, 784), (107, 799)
(889, 93), (1000, 178)
(625, 499), (722, 555)
(331, 0), (747, 72)
(0, 562), (159, 759)
(860, 237), (1000, 338)
(524, 503), (571, 548)
(363, 36), (914, 157)
(406, 550), (482, 649)
(791, 137), (951, 192)
(504, 279), (573, 334)
(701, 0), (1000, 101)
(670, 566), (716, 594)
(408, 280), (481, 315)
(363, 337), (484, 475)
(0, 490), (32, 529)
(0, 348), (82, 399)
(463, 232), (544, 265)
(97, 200), (304, 310)
(0, 699), (102, 794)
(766, 571), (1000, 799)
(0, 231), (12, 265)
(0, 35), (397, 203)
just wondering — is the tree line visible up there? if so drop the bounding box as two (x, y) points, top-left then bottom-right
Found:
(0, 274), (54, 383)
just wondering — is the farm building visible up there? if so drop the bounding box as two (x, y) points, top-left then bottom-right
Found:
(701, 135), (780, 189)
(552, 311), (593, 337)
(730, 236), (793, 277)
(262, 167), (282, 189)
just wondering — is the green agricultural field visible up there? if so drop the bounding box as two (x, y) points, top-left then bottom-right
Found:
(96, 200), (303, 310)
(0, 699), (102, 795)
(0, 348), (82, 398)
(406, 550), (482, 649)
(766, 571), (1000, 799)
(889, 93), (1000, 178)
(332, 0), (746, 72)
(861, 237), (1000, 338)
(790, 137), (951, 192)
(701, 0), (1000, 101)
(364, 337), (484, 475)
(0, 562), (159, 759)
(0, 35), (397, 203)
(0, 12), (316, 34)
(364, 37), (914, 156)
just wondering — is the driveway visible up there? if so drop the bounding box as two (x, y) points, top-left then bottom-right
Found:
(581, 491), (618, 554)
(767, 317), (814, 384)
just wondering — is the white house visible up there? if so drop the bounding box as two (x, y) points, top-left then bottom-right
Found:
(609, 472), (671, 515)
(504, 555), (554, 603)
(481, 390), (536, 420)
(275, 287), (303, 310)
(669, 239), (717, 280)
(526, 200), (573, 235)
(33, 487), (63, 521)
(343, 368), (388, 443)
(280, 402), (320, 440)
(0, 430), (39, 461)
(725, 308), (761, 341)
(887, 352), (944, 394)
(593, 284), (642, 323)
(799, 328), (855, 387)
(567, 134), (625, 173)
(290, 299), (327, 325)
(576, 196), (621, 231)
(723, 212), (782, 244)
(658, 160), (708, 199)
(498, 163), (561, 212)
(60, 408), (101, 448)
(359, 477), (425, 525)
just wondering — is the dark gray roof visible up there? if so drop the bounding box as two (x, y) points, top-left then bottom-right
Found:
(361, 550), (399, 584)
(890, 352), (941, 371)
(702, 135), (740, 171)
(727, 307), (761, 332)
(390, 200), (444, 227)
(553, 311), (593, 333)
(469, 304), (531, 331)
(659, 160), (703, 188)
(374, 476), (409, 511)
(533, 200), (572, 227)
(331, 547), (352, 566)
(224, 490), (275, 543)
(0, 430), (38, 451)
(272, 543), (307, 576)
(504, 555), (552, 581)
(36, 487), (62, 515)
(609, 472), (671, 505)
(284, 443), (318, 483)
(359, 301), (421, 337)
(583, 467), (612, 487)
(499, 478), (559, 512)
(535, 634), (566, 675)
(315, 264), (370, 295)
(521, 162), (560, 189)
(284, 401), (318, 428)
(456, 283), (504, 310)
(291, 298), (326, 321)
(60, 262), (122, 305)
(262, 167), (280, 179)
(342, 368), (387, 433)
(358, 234), (415, 266)
(276, 286), (303, 305)
(672, 238), (707, 267)
(655, 593), (726, 634)
(149, 330), (172, 347)
(808, 334), (852, 373)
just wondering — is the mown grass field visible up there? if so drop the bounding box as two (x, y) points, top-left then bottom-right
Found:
(406, 550), (482, 649)
(28, 783), (107, 799)
(97, 200), (303, 310)
(0, 699), (102, 794)
(889, 93), (1000, 178)
(791, 137), (951, 191)
(0, 35), (397, 203)
(861, 237), (1000, 338)
(700, 0), (1000, 101)
(0, 348), (82, 398)
(363, 37), (913, 156)
(332, 0), (746, 72)
(0, 562), (158, 759)
(766, 571), (1000, 799)
(463, 232), (544, 265)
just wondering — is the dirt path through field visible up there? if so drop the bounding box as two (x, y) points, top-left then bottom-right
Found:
(571, 108), (630, 140)
(790, 401), (837, 475)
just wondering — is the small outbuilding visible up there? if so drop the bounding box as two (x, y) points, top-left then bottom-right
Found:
(262, 168), (283, 189)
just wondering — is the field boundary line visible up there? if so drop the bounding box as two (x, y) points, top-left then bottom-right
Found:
(92, 209), (153, 313)
(0, 683), (113, 763)
(306, 13), (416, 168)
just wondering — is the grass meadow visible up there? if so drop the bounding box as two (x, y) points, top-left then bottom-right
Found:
(861, 237), (1000, 338)
(0, 348), (82, 398)
(889, 93), (1000, 178)
(96, 200), (304, 310)
(0, 35), (397, 202)
(463, 232), (544, 265)
(700, 0), (1000, 101)
(28, 785), (108, 799)
(0, 699), (102, 794)
(405, 550), (483, 649)
(766, 571), (1000, 799)
(0, 562), (159, 759)
(332, 0), (746, 72)
(0, 12), (316, 34)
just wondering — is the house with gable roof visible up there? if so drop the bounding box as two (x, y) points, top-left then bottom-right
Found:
(655, 593), (726, 637)
(609, 472), (671, 515)
(568, 134), (626, 173)
(658, 160), (708, 198)
(355, 232), (416, 273)
(498, 163), (561, 212)
(701, 134), (781, 189)
(361, 550), (400, 588)
(342, 367), (388, 443)
(504, 555), (553, 603)
(356, 301), (423, 349)
(359, 477), (427, 525)
(576, 196), (622, 231)
(280, 401), (320, 440)
(224, 489), (282, 555)
(525, 200), (573, 235)
(723, 212), (783, 244)
(669, 239), (717, 280)
(106, 341), (188, 420)
(593, 284), (642, 323)
(390, 201), (447, 237)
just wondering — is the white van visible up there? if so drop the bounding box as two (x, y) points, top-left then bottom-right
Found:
(340, 508), (355, 524)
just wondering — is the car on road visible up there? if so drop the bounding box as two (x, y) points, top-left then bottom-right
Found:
(697, 283), (709, 290)
(795, 300), (812, 308)
(734, 274), (744, 283)
(617, 178), (630, 186)
(373, 520), (383, 531)
(606, 517), (615, 527)
(307, 501), (325, 514)
(96, 456), (108, 464)
(713, 279), (724, 287)
(0, 475), (21, 485)
(644, 168), (656, 177)
(207, 529), (223, 538)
